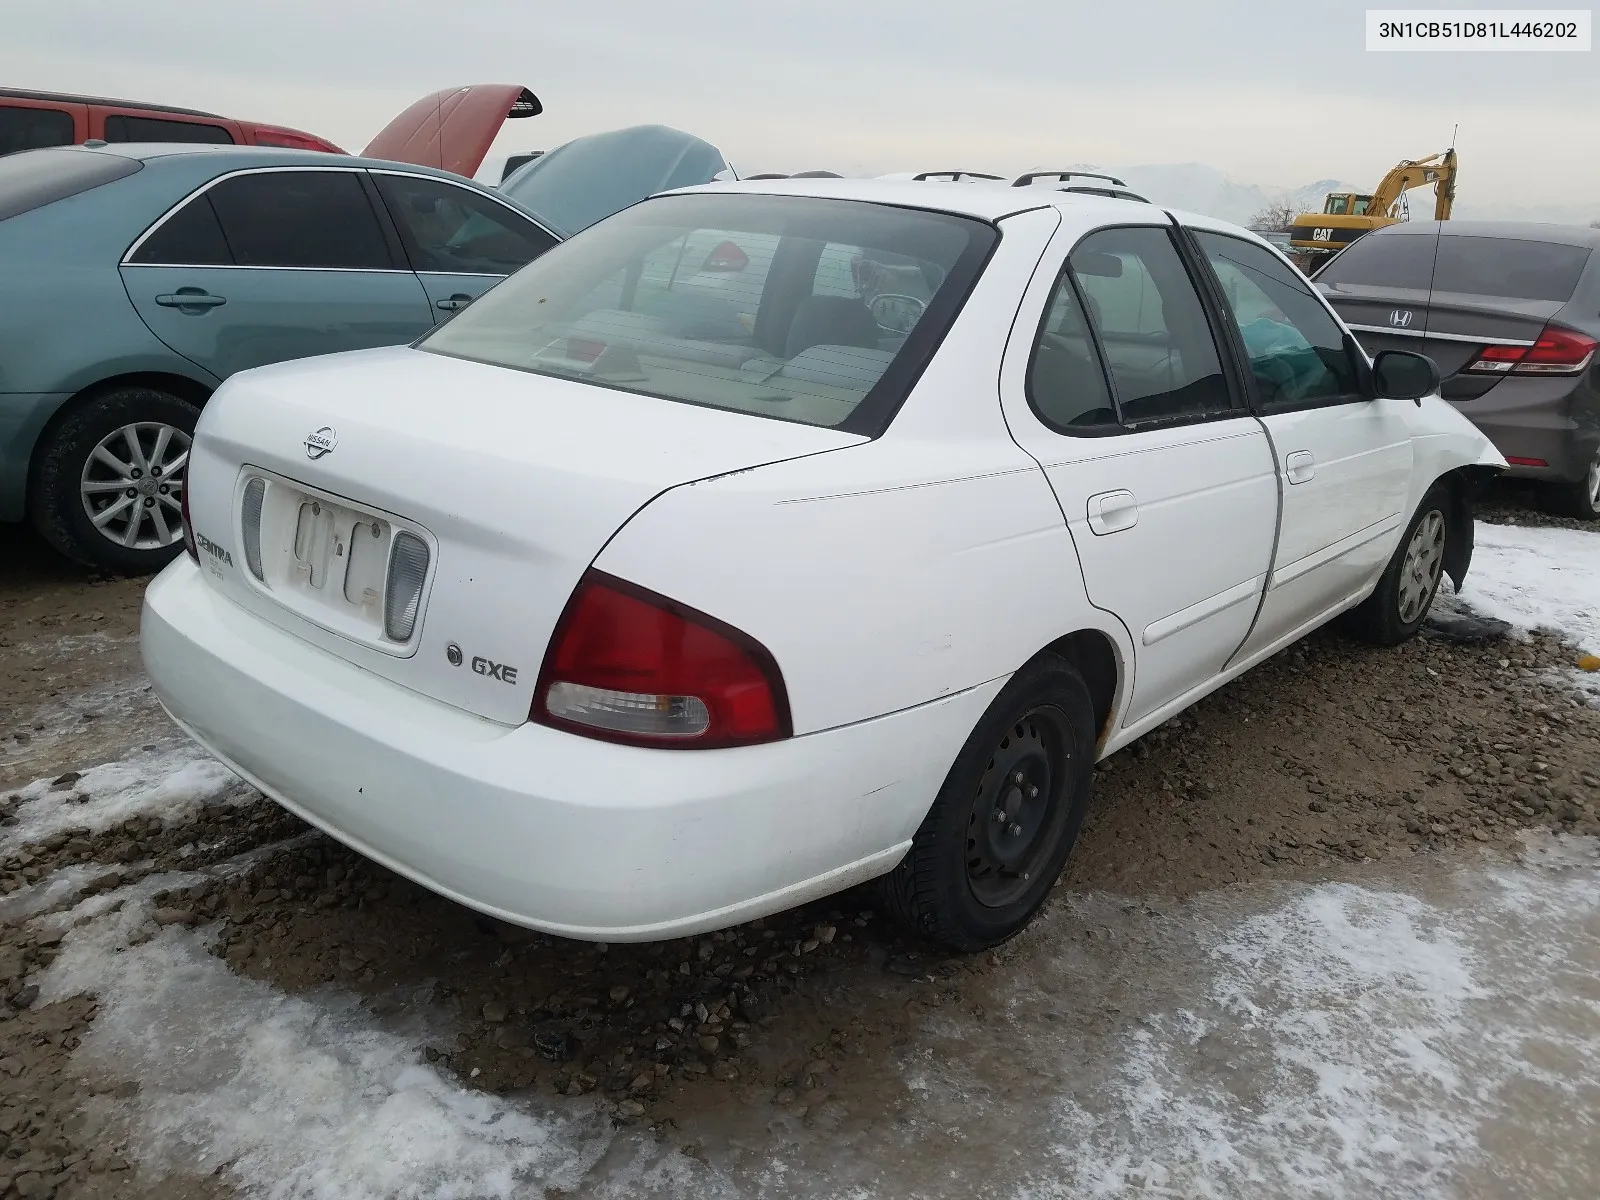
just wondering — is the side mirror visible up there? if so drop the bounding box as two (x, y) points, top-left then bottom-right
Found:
(1372, 349), (1440, 405)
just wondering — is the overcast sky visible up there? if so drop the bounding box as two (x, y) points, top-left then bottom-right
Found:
(5, 0), (1596, 206)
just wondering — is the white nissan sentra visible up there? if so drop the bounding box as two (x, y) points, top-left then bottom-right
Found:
(142, 178), (1503, 951)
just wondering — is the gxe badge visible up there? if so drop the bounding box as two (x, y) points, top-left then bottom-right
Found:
(304, 426), (338, 459)
(445, 642), (518, 683)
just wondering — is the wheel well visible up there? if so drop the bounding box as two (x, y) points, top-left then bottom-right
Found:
(1438, 464), (1495, 591)
(26, 371), (213, 506)
(1038, 629), (1120, 750)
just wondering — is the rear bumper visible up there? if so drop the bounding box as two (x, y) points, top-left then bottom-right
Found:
(1448, 375), (1598, 483)
(141, 558), (996, 941)
(0, 392), (70, 522)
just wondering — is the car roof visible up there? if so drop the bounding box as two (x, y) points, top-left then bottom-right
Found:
(0, 86), (224, 119)
(51, 142), (493, 185)
(668, 176), (1171, 225)
(1369, 219), (1600, 249)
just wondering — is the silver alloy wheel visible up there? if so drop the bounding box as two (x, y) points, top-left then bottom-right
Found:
(79, 422), (191, 551)
(1587, 452), (1600, 513)
(1397, 508), (1446, 625)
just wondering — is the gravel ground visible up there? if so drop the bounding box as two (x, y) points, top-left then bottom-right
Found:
(1, 491), (1598, 1200)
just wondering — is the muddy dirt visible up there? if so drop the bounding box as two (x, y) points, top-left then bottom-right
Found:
(2, 511), (1599, 1199)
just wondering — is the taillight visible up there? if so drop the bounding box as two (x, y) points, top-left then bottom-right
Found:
(700, 240), (749, 273)
(533, 571), (791, 749)
(180, 477), (198, 563)
(1518, 326), (1597, 374)
(1463, 325), (1597, 377)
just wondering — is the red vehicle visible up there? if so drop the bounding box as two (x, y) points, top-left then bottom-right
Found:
(0, 83), (539, 177)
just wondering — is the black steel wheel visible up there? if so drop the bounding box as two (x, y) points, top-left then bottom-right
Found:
(883, 653), (1098, 952)
(964, 708), (1074, 909)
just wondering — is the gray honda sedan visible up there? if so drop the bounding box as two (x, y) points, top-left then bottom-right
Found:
(1315, 222), (1599, 519)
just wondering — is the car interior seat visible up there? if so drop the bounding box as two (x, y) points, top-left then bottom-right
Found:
(785, 295), (883, 359)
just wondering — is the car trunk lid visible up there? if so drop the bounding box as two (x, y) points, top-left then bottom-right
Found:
(187, 346), (862, 724)
(362, 84), (541, 179)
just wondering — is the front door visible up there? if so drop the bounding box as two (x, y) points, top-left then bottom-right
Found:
(369, 171), (560, 323)
(121, 167), (435, 379)
(1187, 228), (1414, 662)
(1001, 222), (1279, 726)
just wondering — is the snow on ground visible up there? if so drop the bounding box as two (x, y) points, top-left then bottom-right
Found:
(3, 742), (250, 849)
(33, 867), (638, 1200)
(1459, 521), (1600, 655)
(889, 840), (1600, 1200)
(21, 838), (1600, 1199)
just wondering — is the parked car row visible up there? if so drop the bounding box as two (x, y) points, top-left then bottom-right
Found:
(143, 176), (1501, 950)
(0, 82), (543, 176)
(0, 125), (736, 571)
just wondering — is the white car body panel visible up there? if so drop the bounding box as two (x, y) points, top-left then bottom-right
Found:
(184, 346), (861, 725)
(143, 178), (1506, 940)
(143, 560), (1002, 939)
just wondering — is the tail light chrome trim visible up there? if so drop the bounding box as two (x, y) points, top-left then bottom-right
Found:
(240, 476), (267, 580)
(383, 531), (430, 644)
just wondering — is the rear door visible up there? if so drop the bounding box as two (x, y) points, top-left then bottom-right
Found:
(369, 170), (559, 320)
(1188, 227), (1413, 661)
(121, 167), (435, 379)
(1418, 234), (1592, 393)
(1314, 228), (1440, 357)
(1000, 221), (1280, 727)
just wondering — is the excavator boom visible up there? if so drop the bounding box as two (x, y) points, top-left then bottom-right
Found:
(1289, 146), (1458, 262)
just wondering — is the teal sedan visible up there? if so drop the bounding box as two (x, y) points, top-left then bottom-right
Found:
(0, 143), (561, 571)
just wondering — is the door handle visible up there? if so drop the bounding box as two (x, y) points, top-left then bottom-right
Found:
(1285, 450), (1316, 485)
(435, 293), (473, 312)
(155, 289), (226, 311)
(1086, 489), (1138, 535)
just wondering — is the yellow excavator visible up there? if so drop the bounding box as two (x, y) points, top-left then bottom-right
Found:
(1289, 149), (1457, 262)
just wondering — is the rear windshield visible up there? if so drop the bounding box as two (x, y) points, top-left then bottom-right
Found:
(1431, 236), (1592, 302)
(1317, 230), (1593, 303)
(0, 147), (141, 222)
(420, 192), (997, 435)
(1314, 232), (1436, 291)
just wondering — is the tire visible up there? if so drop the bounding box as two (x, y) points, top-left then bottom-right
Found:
(883, 654), (1097, 952)
(1539, 450), (1600, 521)
(29, 386), (200, 573)
(1344, 482), (1452, 646)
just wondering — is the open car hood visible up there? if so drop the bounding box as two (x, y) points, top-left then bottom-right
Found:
(362, 84), (541, 178)
(498, 124), (733, 236)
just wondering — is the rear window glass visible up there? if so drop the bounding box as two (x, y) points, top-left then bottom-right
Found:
(0, 105), (75, 156)
(1313, 232), (1437, 291)
(103, 115), (233, 145)
(0, 148), (141, 222)
(1431, 236), (1592, 302)
(419, 193), (996, 435)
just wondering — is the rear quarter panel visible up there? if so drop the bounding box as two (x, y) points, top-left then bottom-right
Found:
(595, 206), (1134, 739)
(0, 157), (223, 398)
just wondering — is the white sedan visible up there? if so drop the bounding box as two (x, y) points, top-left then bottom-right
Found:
(141, 178), (1503, 951)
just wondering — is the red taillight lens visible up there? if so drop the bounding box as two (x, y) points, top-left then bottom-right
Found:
(1463, 325), (1597, 377)
(1505, 456), (1549, 467)
(180, 477), (198, 563)
(565, 336), (606, 363)
(700, 240), (749, 273)
(1519, 325), (1597, 374)
(1462, 344), (1524, 374)
(533, 571), (790, 749)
